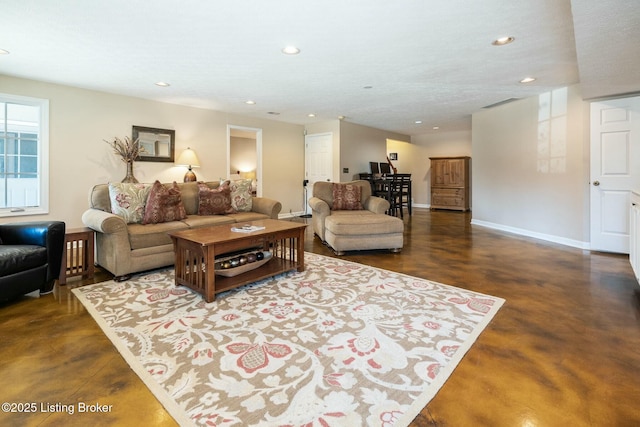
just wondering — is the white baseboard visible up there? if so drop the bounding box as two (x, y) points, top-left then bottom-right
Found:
(470, 219), (590, 250)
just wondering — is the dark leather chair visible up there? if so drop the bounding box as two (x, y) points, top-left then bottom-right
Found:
(0, 221), (65, 302)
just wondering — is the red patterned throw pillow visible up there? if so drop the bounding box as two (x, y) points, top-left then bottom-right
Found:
(142, 181), (187, 224)
(198, 181), (236, 215)
(332, 183), (363, 210)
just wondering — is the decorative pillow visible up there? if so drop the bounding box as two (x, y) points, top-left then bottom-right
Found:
(332, 183), (363, 210)
(142, 181), (187, 224)
(198, 181), (235, 215)
(230, 179), (253, 212)
(108, 182), (152, 224)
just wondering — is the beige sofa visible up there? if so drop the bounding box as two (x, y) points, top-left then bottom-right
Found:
(82, 181), (281, 280)
(309, 180), (403, 255)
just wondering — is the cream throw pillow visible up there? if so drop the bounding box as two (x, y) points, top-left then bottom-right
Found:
(108, 182), (152, 224)
(230, 179), (253, 212)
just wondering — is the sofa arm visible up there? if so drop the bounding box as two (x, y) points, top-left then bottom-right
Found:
(364, 196), (390, 214)
(308, 197), (331, 241)
(308, 197), (329, 215)
(251, 197), (282, 219)
(82, 209), (128, 234)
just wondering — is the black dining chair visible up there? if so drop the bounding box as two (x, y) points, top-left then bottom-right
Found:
(369, 162), (380, 174)
(392, 174), (412, 217)
(379, 162), (391, 174)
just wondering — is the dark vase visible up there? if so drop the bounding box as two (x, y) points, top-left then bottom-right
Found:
(121, 160), (138, 183)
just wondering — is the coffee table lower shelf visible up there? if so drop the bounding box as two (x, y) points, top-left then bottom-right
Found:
(176, 257), (297, 298)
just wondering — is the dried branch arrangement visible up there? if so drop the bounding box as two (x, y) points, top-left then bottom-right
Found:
(104, 136), (145, 162)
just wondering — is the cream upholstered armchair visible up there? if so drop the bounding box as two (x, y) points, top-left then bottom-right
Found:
(308, 180), (403, 255)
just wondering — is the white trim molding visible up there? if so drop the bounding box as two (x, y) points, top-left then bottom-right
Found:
(471, 219), (590, 250)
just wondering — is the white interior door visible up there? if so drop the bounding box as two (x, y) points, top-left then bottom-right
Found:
(590, 97), (640, 253)
(304, 132), (333, 212)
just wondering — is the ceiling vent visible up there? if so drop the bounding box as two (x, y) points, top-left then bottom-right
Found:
(483, 98), (520, 109)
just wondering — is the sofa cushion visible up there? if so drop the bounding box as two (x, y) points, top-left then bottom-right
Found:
(127, 221), (189, 250)
(225, 211), (271, 223)
(0, 245), (47, 276)
(230, 179), (253, 212)
(180, 214), (236, 229)
(142, 181), (187, 224)
(198, 181), (235, 215)
(332, 183), (363, 210)
(109, 182), (152, 224)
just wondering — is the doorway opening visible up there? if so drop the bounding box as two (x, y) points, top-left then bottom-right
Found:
(227, 125), (262, 196)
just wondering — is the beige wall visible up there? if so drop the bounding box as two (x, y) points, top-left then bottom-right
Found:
(0, 75), (304, 227)
(471, 84), (590, 246)
(338, 121), (409, 181)
(304, 119), (469, 207)
(1, 74), (592, 247)
(303, 120), (410, 183)
(408, 130), (472, 206)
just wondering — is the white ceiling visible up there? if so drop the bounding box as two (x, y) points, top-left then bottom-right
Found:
(1, 0), (638, 136)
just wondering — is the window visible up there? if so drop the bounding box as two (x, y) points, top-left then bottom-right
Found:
(537, 88), (568, 174)
(0, 93), (49, 216)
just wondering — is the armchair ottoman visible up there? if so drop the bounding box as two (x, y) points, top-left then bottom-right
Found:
(325, 214), (403, 255)
(309, 180), (403, 255)
(0, 221), (66, 302)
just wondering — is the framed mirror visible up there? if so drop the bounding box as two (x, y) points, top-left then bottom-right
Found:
(132, 126), (175, 162)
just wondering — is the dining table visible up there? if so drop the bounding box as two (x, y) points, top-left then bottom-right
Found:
(367, 174), (412, 217)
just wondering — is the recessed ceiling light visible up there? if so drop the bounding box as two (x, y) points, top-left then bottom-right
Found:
(308, 113), (316, 118)
(414, 120), (423, 124)
(282, 46), (300, 55)
(433, 126), (440, 130)
(492, 36), (515, 46)
(520, 77), (536, 84)
(0, 49), (9, 55)
(155, 81), (170, 87)
(338, 115), (345, 120)
(267, 111), (280, 115)
(245, 100), (256, 105)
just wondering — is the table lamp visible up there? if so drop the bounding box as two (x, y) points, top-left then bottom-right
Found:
(176, 147), (200, 182)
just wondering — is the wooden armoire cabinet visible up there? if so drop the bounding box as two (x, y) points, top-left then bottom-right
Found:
(429, 156), (470, 211)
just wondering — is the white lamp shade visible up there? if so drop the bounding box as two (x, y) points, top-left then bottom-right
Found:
(176, 148), (200, 168)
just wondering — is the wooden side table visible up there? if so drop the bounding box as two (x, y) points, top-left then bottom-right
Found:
(59, 227), (95, 285)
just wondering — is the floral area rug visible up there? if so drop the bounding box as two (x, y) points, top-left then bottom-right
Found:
(72, 252), (504, 426)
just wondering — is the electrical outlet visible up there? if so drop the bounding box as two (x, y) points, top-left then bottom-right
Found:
(343, 167), (349, 173)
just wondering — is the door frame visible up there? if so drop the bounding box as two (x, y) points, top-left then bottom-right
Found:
(589, 96), (640, 253)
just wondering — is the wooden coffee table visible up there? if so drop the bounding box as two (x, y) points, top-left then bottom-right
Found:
(168, 219), (306, 302)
